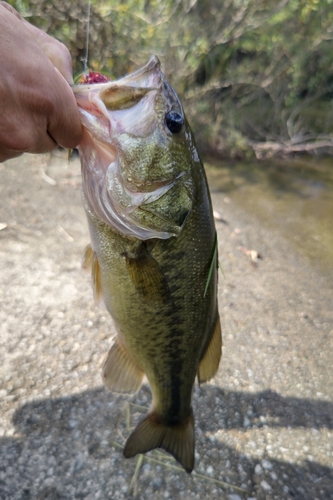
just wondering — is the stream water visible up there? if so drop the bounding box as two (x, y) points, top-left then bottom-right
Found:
(205, 156), (333, 281)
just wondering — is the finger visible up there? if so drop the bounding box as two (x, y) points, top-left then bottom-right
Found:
(0, 4), (82, 151)
(0, 148), (23, 163)
(0, 2), (24, 20)
(46, 67), (83, 149)
(0, 109), (57, 156)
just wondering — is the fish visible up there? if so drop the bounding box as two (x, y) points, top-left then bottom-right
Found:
(73, 56), (222, 473)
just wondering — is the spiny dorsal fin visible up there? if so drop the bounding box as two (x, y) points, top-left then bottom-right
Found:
(123, 408), (195, 473)
(197, 314), (222, 384)
(102, 338), (144, 394)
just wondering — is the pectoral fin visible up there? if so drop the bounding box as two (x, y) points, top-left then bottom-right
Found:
(123, 245), (170, 302)
(198, 314), (222, 384)
(91, 252), (103, 305)
(82, 244), (103, 305)
(102, 338), (144, 394)
(82, 244), (94, 272)
(123, 408), (195, 473)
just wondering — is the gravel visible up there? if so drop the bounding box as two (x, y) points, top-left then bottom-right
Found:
(0, 151), (332, 499)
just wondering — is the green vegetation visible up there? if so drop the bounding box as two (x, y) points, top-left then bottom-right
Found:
(9, 0), (333, 157)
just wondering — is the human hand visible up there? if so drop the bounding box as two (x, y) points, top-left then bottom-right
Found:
(0, 2), (82, 162)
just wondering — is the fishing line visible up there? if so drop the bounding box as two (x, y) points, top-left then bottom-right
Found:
(83, 0), (91, 74)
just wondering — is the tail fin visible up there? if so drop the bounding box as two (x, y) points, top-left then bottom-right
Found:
(123, 409), (195, 473)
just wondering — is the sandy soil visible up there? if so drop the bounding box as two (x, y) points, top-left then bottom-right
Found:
(0, 151), (332, 500)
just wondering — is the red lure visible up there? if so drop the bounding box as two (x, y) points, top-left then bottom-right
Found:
(78, 71), (112, 84)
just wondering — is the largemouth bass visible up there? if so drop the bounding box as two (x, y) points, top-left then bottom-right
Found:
(73, 56), (221, 473)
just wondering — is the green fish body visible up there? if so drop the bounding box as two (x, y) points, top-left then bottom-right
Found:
(74, 56), (221, 473)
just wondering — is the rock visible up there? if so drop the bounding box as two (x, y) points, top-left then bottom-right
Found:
(255, 464), (263, 475)
(260, 480), (272, 491)
(243, 416), (251, 427)
(261, 459), (273, 470)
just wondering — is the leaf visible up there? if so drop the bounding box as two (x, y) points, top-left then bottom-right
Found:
(204, 232), (218, 298)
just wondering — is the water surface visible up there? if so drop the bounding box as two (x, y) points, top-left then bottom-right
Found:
(205, 157), (333, 279)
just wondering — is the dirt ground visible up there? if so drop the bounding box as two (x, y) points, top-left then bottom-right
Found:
(0, 151), (332, 500)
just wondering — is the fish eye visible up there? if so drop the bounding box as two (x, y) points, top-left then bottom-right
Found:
(165, 111), (184, 134)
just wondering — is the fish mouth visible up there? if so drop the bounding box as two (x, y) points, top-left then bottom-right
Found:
(72, 57), (166, 146)
(72, 56), (183, 132)
(73, 56), (162, 93)
(75, 57), (191, 240)
(72, 56), (163, 121)
(110, 55), (162, 89)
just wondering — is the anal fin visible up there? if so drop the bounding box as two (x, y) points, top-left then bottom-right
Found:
(198, 314), (222, 384)
(102, 338), (144, 394)
(123, 408), (195, 473)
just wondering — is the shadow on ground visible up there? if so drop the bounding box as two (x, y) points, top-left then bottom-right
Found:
(1, 386), (332, 500)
